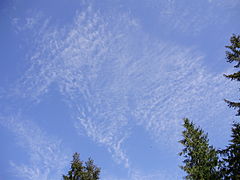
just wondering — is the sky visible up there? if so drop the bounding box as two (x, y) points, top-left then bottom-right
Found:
(0, 0), (240, 179)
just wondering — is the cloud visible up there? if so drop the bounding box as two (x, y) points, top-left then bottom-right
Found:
(13, 5), (138, 168)
(102, 166), (180, 180)
(144, 0), (239, 34)
(0, 115), (69, 180)
(129, 168), (180, 180)
(130, 43), (237, 147)
(12, 1), (237, 172)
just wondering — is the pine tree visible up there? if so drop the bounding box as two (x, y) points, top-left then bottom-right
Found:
(179, 118), (220, 180)
(220, 123), (240, 179)
(82, 158), (101, 180)
(63, 152), (100, 180)
(224, 34), (240, 116)
(220, 34), (240, 179)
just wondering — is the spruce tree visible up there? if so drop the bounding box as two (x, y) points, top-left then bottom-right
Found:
(179, 118), (219, 180)
(220, 123), (240, 179)
(224, 34), (240, 116)
(219, 34), (240, 179)
(63, 152), (100, 180)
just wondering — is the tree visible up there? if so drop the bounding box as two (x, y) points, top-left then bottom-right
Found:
(179, 118), (220, 180)
(220, 123), (240, 179)
(219, 34), (240, 179)
(63, 152), (101, 180)
(224, 34), (240, 116)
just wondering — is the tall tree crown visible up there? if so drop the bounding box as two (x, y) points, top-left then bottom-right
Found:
(63, 152), (100, 180)
(179, 118), (219, 180)
(224, 34), (240, 115)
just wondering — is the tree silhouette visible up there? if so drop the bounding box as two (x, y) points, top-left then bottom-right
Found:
(63, 152), (100, 180)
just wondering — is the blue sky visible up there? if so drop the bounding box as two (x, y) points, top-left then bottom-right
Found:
(0, 0), (239, 179)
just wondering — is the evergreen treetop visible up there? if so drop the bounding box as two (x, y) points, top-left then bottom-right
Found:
(224, 34), (240, 115)
(179, 118), (219, 180)
(63, 152), (100, 180)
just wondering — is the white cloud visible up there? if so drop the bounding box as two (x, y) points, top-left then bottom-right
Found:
(0, 115), (69, 180)
(12, 1), (237, 172)
(102, 167), (180, 180)
(14, 5), (137, 168)
(130, 42), (237, 147)
(146, 0), (239, 34)
(11, 12), (47, 33)
(129, 168), (180, 180)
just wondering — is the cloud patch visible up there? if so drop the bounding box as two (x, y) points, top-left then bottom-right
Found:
(0, 115), (69, 180)
(11, 2), (237, 172)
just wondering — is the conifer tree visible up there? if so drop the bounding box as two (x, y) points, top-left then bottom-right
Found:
(63, 152), (100, 180)
(220, 123), (240, 179)
(224, 34), (240, 116)
(179, 118), (219, 180)
(220, 34), (240, 179)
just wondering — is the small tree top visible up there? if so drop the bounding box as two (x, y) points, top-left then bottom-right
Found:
(63, 152), (100, 180)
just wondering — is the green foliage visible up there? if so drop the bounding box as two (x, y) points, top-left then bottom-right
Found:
(179, 118), (220, 180)
(219, 33), (240, 179)
(220, 123), (240, 179)
(63, 152), (100, 180)
(178, 34), (240, 180)
(224, 34), (240, 115)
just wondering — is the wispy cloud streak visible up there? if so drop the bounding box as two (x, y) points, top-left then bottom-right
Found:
(0, 115), (69, 180)
(12, 2), (237, 172)
(145, 0), (240, 34)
